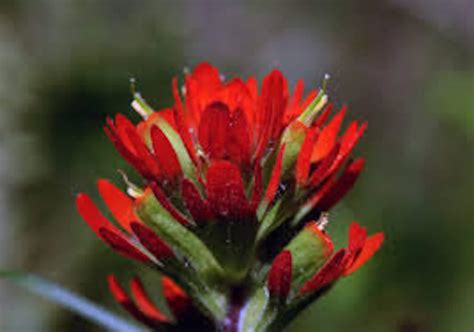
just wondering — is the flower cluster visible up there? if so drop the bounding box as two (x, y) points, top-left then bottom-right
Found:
(76, 63), (383, 331)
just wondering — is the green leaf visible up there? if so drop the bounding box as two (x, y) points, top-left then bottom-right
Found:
(0, 271), (144, 332)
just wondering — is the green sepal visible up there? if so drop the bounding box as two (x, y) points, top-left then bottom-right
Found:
(257, 182), (296, 242)
(257, 200), (283, 241)
(132, 91), (154, 117)
(240, 287), (271, 332)
(279, 122), (307, 177)
(135, 192), (224, 283)
(297, 90), (326, 126)
(197, 218), (259, 284)
(285, 223), (333, 291)
(135, 192), (230, 320)
(155, 118), (196, 182)
(164, 262), (228, 321)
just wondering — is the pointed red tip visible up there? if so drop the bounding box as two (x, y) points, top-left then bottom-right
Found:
(206, 160), (251, 220)
(181, 179), (213, 224)
(97, 179), (136, 233)
(130, 222), (174, 261)
(300, 248), (347, 294)
(344, 230), (384, 276)
(268, 250), (292, 299)
(161, 276), (191, 319)
(99, 227), (150, 263)
(149, 181), (191, 225)
(264, 145), (285, 204)
(348, 222), (367, 254)
(317, 157), (365, 211)
(130, 277), (169, 322)
(312, 106), (347, 162)
(107, 275), (164, 329)
(107, 274), (128, 302)
(76, 192), (110, 233)
(150, 125), (182, 179)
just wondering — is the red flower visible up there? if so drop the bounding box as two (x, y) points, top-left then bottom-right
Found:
(76, 62), (383, 330)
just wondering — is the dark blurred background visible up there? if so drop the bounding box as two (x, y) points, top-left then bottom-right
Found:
(0, 0), (472, 331)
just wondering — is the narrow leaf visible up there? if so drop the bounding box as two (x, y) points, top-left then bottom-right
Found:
(0, 271), (144, 332)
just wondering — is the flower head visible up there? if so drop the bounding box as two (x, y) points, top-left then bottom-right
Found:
(76, 62), (383, 331)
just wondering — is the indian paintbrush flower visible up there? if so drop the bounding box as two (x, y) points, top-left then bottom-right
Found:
(76, 62), (384, 331)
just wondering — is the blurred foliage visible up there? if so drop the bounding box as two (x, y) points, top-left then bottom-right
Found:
(0, 1), (473, 331)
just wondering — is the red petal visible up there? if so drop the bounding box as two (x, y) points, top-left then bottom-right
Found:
(107, 275), (162, 328)
(150, 182), (191, 226)
(327, 121), (367, 177)
(130, 222), (174, 261)
(255, 70), (288, 159)
(303, 170), (339, 215)
(150, 125), (182, 179)
(264, 145), (285, 204)
(192, 62), (221, 91)
(318, 158), (365, 211)
(299, 249), (347, 294)
(108, 275), (128, 302)
(345, 222), (367, 269)
(76, 193), (111, 234)
(97, 179), (136, 233)
(125, 126), (161, 180)
(76, 193), (149, 262)
(206, 160), (250, 220)
(217, 78), (254, 126)
(250, 163), (263, 210)
(99, 228), (150, 263)
(308, 143), (340, 187)
(348, 222), (367, 255)
(296, 128), (319, 185)
(344, 232), (384, 276)
(130, 277), (169, 322)
(172, 77), (198, 165)
(104, 119), (147, 176)
(226, 108), (252, 167)
(182, 179), (214, 224)
(246, 76), (258, 101)
(185, 63), (222, 126)
(313, 103), (333, 128)
(162, 276), (191, 319)
(284, 79), (304, 123)
(113, 114), (161, 180)
(115, 114), (139, 155)
(267, 250), (292, 299)
(312, 106), (347, 162)
(198, 102), (231, 160)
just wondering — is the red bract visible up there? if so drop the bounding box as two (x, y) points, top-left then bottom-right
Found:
(267, 250), (292, 300)
(76, 62), (384, 331)
(107, 275), (170, 329)
(300, 222), (385, 294)
(161, 276), (193, 320)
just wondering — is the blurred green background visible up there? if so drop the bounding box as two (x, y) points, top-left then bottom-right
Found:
(0, 0), (472, 331)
